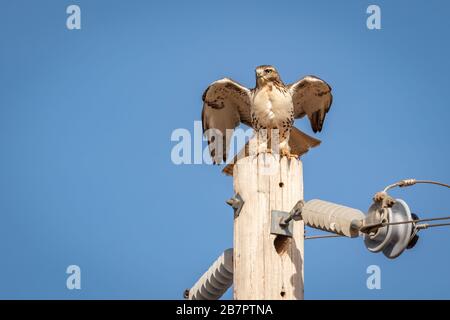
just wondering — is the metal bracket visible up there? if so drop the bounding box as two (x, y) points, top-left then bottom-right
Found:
(226, 193), (244, 218)
(271, 210), (293, 237)
(270, 200), (304, 237)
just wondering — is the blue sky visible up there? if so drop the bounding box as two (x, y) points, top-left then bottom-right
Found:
(0, 0), (449, 299)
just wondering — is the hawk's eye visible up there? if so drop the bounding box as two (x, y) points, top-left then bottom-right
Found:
(265, 69), (272, 74)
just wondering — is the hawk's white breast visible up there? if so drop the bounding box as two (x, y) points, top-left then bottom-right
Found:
(252, 84), (293, 128)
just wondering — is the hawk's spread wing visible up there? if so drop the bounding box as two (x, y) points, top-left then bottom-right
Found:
(288, 76), (333, 133)
(202, 78), (252, 163)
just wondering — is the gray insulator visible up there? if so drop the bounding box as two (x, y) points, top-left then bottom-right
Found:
(302, 199), (365, 237)
(187, 248), (233, 300)
(364, 199), (413, 259)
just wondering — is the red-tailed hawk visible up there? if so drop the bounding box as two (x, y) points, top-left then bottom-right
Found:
(202, 65), (333, 175)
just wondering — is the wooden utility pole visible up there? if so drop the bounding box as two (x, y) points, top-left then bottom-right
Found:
(186, 153), (424, 299)
(232, 154), (304, 300)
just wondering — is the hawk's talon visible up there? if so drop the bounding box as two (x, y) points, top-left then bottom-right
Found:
(254, 149), (274, 158)
(280, 149), (298, 159)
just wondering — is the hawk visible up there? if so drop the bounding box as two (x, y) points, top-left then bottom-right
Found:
(201, 65), (333, 175)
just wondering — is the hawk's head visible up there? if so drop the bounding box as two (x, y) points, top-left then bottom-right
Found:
(255, 65), (282, 86)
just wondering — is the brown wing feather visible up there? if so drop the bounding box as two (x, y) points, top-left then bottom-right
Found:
(288, 75), (333, 133)
(201, 78), (252, 164)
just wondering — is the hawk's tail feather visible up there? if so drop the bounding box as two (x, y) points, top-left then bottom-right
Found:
(222, 126), (321, 176)
(289, 126), (321, 155)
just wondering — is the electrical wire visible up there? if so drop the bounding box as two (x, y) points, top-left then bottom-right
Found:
(305, 234), (344, 240)
(417, 222), (450, 229)
(306, 215), (450, 240)
(383, 179), (450, 193)
(361, 215), (450, 232)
